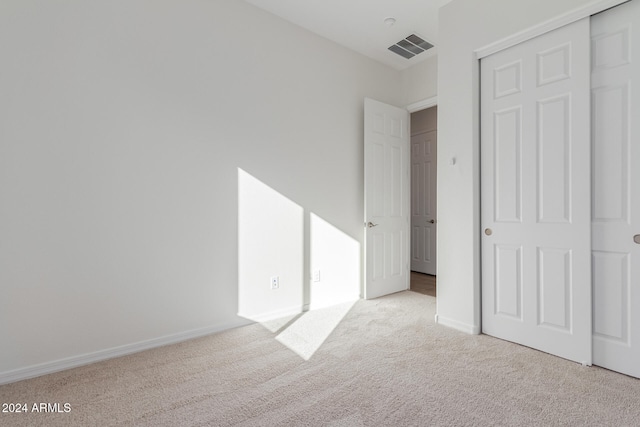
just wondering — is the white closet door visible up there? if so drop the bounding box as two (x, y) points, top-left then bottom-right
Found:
(481, 18), (592, 364)
(592, 0), (640, 378)
(411, 130), (437, 275)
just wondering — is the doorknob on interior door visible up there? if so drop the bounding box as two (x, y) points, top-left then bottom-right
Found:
(367, 221), (378, 228)
(634, 234), (640, 244)
(484, 228), (493, 236)
(428, 219), (435, 224)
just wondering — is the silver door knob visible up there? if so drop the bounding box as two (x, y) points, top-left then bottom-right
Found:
(429, 219), (435, 224)
(634, 235), (640, 244)
(367, 221), (378, 228)
(484, 228), (493, 236)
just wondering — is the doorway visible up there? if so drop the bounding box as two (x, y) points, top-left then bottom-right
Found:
(363, 98), (438, 300)
(410, 106), (437, 297)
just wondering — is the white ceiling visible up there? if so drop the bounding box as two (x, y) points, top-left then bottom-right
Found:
(244, 0), (452, 71)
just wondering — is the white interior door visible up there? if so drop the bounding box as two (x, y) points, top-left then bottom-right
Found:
(411, 130), (437, 275)
(481, 18), (592, 364)
(591, 0), (640, 378)
(364, 98), (410, 299)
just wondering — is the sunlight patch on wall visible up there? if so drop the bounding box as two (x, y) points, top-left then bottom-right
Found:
(237, 168), (361, 360)
(309, 213), (360, 310)
(237, 168), (304, 322)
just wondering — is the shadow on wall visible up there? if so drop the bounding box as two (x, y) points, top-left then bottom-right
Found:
(237, 168), (360, 360)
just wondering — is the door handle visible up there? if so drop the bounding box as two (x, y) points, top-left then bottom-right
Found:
(484, 228), (493, 236)
(634, 235), (640, 244)
(367, 221), (378, 228)
(429, 219), (435, 224)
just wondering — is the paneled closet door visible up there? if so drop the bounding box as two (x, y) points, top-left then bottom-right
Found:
(481, 18), (592, 365)
(411, 130), (437, 275)
(591, 0), (640, 379)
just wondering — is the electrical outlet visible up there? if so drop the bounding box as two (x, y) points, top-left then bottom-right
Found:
(270, 276), (279, 290)
(312, 270), (321, 282)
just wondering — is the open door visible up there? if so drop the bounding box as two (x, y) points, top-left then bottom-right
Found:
(364, 98), (410, 299)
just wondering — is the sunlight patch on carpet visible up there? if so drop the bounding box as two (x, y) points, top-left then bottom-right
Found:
(275, 300), (357, 360)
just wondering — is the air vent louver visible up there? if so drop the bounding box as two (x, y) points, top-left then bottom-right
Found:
(388, 34), (434, 59)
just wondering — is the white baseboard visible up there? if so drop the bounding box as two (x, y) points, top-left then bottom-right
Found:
(237, 305), (303, 323)
(308, 296), (359, 311)
(435, 314), (481, 335)
(0, 319), (251, 386)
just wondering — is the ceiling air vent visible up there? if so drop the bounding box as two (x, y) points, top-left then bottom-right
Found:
(388, 34), (434, 59)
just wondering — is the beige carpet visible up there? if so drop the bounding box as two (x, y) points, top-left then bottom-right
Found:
(1, 291), (640, 426)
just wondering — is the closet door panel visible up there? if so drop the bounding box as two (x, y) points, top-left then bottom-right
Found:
(481, 18), (591, 365)
(592, 0), (640, 379)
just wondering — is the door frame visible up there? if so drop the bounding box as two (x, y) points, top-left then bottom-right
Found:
(407, 96), (438, 113)
(473, 0), (629, 331)
(407, 97), (438, 282)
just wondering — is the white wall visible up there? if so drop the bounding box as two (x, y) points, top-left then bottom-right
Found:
(436, 0), (620, 333)
(402, 55), (438, 106)
(0, 0), (402, 379)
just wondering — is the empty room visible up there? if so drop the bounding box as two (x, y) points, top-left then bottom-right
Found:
(1, 0), (640, 425)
